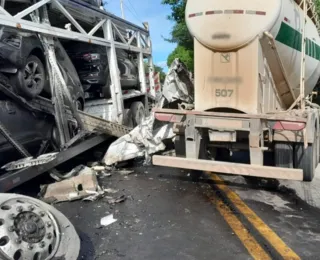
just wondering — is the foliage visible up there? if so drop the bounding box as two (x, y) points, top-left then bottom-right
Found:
(316, 0), (320, 17)
(162, 0), (194, 71)
(167, 45), (194, 71)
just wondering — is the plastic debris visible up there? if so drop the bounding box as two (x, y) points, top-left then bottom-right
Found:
(100, 214), (117, 226)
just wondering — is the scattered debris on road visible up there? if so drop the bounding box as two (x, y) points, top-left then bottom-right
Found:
(100, 214), (118, 227)
(42, 166), (100, 203)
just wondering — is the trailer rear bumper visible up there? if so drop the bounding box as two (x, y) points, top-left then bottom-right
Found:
(153, 155), (303, 181)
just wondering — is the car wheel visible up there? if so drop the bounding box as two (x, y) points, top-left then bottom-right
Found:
(13, 55), (45, 99)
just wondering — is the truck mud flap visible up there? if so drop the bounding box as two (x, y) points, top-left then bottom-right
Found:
(153, 155), (303, 181)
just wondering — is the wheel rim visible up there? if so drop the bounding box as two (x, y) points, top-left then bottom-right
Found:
(0, 198), (60, 260)
(24, 61), (43, 91)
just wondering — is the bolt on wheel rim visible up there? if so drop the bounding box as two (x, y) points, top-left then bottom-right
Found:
(0, 198), (60, 260)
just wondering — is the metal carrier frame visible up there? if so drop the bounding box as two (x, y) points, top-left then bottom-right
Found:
(0, 0), (156, 125)
(0, 0), (155, 191)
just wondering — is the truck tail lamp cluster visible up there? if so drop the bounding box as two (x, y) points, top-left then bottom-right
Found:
(272, 121), (306, 131)
(155, 113), (181, 123)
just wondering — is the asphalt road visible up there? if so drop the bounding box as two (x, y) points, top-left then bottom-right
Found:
(52, 164), (320, 260)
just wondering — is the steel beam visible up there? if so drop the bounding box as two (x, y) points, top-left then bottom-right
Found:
(153, 155), (304, 181)
(0, 135), (109, 192)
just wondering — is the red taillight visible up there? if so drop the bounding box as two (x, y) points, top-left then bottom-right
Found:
(272, 121), (306, 131)
(82, 53), (100, 61)
(155, 113), (178, 122)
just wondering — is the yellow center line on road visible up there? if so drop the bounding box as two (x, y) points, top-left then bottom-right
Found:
(207, 172), (301, 260)
(207, 191), (272, 260)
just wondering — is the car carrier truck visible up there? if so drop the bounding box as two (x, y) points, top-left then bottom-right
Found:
(153, 0), (320, 182)
(0, 0), (158, 192)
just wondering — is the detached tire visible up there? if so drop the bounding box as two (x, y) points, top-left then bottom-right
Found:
(130, 101), (145, 126)
(13, 55), (45, 99)
(294, 132), (317, 182)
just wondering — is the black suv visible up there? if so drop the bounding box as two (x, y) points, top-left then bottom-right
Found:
(63, 41), (140, 98)
(0, 27), (85, 108)
(0, 27), (85, 168)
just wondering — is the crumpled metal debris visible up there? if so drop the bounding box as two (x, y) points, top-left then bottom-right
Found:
(102, 59), (193, 166)
(162, 58), (194, 104)
(82, 188), (119, 202)
(42, 166), (100, 203)
(2, 152), (58, 171)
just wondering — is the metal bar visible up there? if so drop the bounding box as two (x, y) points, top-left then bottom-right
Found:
(0, 15), (151, 54)
(112, 22), (127, 44)
(153, 155), (304, 181)
(63, 0), (148, 33)
(0, 6), (11, 16)
(128, 31), (136, 45)
(140, 33), (147, 47)
(147, 35), (156, 97)
(104, 19), (124, 124)
(88, 18), (106, 36)
(14, 0), (51, 19)
(0, 134), (109, 192)
(137, 31), (147, 94)
(152, 108), (308, 122)
(52, 0), (87, 34)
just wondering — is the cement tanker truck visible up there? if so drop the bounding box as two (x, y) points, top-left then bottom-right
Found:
(153, 0), (320, 181)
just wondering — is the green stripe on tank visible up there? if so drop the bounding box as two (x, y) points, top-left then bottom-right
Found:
(275, 21), (320, 61)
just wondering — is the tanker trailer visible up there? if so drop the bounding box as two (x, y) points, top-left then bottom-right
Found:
(153, 0), (320, 181)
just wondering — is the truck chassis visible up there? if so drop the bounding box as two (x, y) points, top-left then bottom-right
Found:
(152, 107), (320, 182)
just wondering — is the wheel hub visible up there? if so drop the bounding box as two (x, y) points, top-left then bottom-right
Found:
(0, 198), (60, 260)
(14, 212), (46, 243)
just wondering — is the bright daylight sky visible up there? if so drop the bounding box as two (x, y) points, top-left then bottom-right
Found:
(102, 0), (176, 72)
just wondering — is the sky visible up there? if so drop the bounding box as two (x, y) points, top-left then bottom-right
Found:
(102, 0), (176, 71)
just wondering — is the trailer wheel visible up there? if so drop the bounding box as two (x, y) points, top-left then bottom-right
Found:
(123, 108), (134, 127)
(130, 101), (145, 126)
(0, 194), (80, 260)
(13, 55), (45, 99)
(274, 143), (294, 168)
(294, 132), (317, 182)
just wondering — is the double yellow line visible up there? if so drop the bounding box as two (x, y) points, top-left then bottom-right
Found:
(206, 172), (300, 260)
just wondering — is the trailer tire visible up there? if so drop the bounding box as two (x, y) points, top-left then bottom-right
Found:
(294, 132), (317, 182)
(130, 101), (145, 126)
(123, 108), (134, 127)
(274, 143), (294, 168)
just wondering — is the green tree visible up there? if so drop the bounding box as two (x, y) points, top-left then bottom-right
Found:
(167, 45), (194, 71)
(316, 0), (320, 17)
(162, 0), (194, 71)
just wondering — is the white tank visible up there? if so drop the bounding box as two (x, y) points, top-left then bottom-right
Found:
(186, 0), (320, 99)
